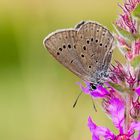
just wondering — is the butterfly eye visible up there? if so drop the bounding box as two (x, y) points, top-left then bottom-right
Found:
(90, 83), (96, 90)
(92, 85), (96, 90)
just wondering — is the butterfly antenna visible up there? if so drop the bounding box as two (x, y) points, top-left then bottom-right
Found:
(73, 91), (82, 108)
(91, 97), (97, 112)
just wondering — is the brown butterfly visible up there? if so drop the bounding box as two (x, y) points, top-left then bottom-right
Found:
(43, 21), (114, 88)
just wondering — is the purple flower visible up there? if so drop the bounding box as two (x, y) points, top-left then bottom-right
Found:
(132, 86), (140, 120)
(118, 40), (140, 60)
(88, 113), (140, 140)
(133, 40), (140, 57)
(136, 86), (140, 96)
(110, 61), (127, 83)
(130, 97), (140, 119)
(79, 82), (109, 98)
(116, 13), (136, 33)
(78, 1), (140, 140)
(125, 40), (140, 60)
(116, 0), (140, 33)
(123, 0), (140, 13)
(102, 94), (125, 131)
(115, 0), (140, 60)
(82, 81), (140, 139)
(110, 62), (136, 88)
(115, 35), (140, 60)
(88, 117), (115, 140)
(135, 67), (140, 86)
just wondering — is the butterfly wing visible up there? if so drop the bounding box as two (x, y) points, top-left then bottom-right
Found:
(43, 21), (114, 83)
(43, 29), (88, 79)
(76, 21), (114, 82)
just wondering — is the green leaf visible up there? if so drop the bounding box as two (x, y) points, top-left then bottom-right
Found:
(131, 55), (140, 68)
(132, 4), (140, 18)
(113, 24), (135, 41)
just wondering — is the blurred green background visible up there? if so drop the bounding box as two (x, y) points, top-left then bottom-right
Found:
(0, 0), (122, 140)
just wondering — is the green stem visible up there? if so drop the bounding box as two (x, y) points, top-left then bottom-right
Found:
(125, 93), (132, 133)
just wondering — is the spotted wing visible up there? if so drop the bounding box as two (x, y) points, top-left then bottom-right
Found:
(75, 21), (114, 82)
(43, 29), (88, 79)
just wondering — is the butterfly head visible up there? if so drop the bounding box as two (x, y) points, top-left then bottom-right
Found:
(89, 83), (97, 90)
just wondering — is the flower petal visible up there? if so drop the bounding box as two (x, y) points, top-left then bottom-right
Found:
(88, 116), (115, 140)
(90, 85), (109, 98)
(79, 82), (109, 98)
(105, 97), (125, 133)
(130, 122), (140, 131)
(135, 85), (140, 96)
(78, 82), (90, 94)
(128, 122), (140, 139)
(136, 132), (140, 140)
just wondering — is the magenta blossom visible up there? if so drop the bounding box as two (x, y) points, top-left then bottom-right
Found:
(78, 1), (140, 140)
(132, 87), (140, 120)
(116, 34), (140, 60)
(80, 82), (109, 98)
(126, 40), (140, 60)
(88, 116), (140, 140)
(130, 97), (140, 119)
(121, 0), (140, 13)
(87, 90), (140, 139)
(135, 86), (140, 96)
(116, 13), (136, 33)
(82, 83), (126, 130)
(116, 0), (140, 33)
(115, 0), (140, 60)
(110, 61), (136, 88)
(102, 94), (125, 131)
(80, 77), (140, 139)
(116, 36), (140, 60)
(133, 40), (140, 58)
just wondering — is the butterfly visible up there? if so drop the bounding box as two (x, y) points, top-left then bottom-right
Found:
(43, 21), (114, 89)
